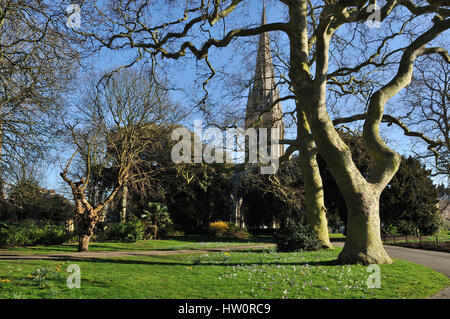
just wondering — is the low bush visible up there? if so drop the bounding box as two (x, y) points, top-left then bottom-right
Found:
(105, 221), (144, 243)
(0, 220), (71, 247)
(275, 221), (322, 252)
(38, 224), (70, 245)
(208, 221), (229, 237)
(207, 221), (250, 239)
(225, 223), (250, 239)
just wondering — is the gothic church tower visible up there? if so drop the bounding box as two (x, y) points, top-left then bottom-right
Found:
(245, 4), (284, 160)
(230, 4), (284, 228)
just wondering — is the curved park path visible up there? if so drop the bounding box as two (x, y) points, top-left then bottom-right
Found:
(0, 242), (448, 298)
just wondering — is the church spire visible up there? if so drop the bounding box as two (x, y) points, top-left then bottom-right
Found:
(245, 3), (285, 158)
(254, 0), (274, 95)
(261, 0), (267, 25)
(247, 2), (279, 118)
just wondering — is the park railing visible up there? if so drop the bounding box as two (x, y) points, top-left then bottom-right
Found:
(381, 234), (449, 251)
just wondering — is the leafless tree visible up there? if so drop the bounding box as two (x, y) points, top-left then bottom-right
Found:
(60, 68), (183, 251)
(0, 1), (79, 207)
(400, 56), (449, 180)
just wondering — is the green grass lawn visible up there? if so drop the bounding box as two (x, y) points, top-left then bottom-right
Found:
(0, 235), (275, 255)
(328, 233), (345, 239)
(0, 247), (448, 299)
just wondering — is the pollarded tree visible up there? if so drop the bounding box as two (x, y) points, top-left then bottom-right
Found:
(61, 68), (180, 251)
(69, 0), (450, 264)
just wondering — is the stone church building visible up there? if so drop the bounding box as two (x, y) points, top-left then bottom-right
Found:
(231, 5), (285, 228)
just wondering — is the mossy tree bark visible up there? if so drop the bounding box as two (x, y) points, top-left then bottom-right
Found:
(286, 1), (449, 264)
(78, 213), (97, 252)
(297, 108), (333, 249)
(61, 151), (126, 252)
(337, 187), (391, 264)
(120, 180), (128, 222)
(72, 186), (122, 252)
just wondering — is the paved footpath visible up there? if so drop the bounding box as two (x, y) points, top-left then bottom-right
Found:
(0, 242), (448, 298)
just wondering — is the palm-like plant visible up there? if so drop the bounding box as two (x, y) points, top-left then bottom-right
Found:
(141, 202), (172, 239)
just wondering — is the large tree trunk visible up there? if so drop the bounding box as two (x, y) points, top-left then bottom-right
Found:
(297, 108), (332, 249)
(0, 126), (5, 219)
(285, 4), (332, 249)
(0, 177), (5, 220)
(120, 180), (128, 222)
(337, 191), (391, 264)
(78, 234), (91, 252)
(77, 210), (98, 252)
(286, 1), (395, 264)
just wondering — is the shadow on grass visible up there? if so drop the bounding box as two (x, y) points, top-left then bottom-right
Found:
(3, 244), (276, 255)
(81, 244), (147, 251)
(0, 235), (276, 254)
(0, 247), (337, 267)
(19, 246), (77, 252)
(330, 237), (345, 242)
(0, 248), (276, 260)
(36, 256), (338, 268)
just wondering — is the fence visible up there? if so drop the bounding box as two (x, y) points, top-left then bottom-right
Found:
(381, 234), (449, 251)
